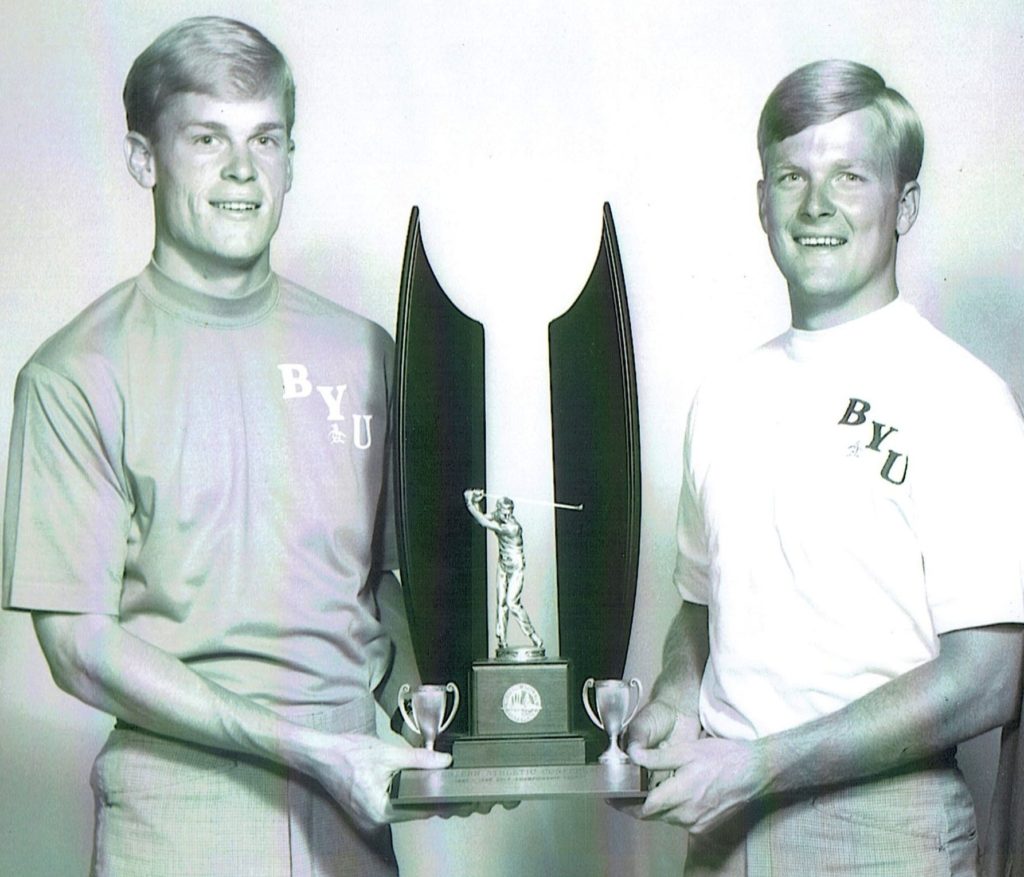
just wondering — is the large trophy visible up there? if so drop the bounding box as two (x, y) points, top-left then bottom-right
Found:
(391, 204), (646, 804)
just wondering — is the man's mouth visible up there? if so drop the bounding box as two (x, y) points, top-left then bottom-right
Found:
(212, 201), (260, 213)
(795, 236), (846, 248)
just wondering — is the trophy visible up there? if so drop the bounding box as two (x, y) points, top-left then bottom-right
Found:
(582, 678), (643, 764)
(390, 203), (647, 803)
(398, 683), (461, 751)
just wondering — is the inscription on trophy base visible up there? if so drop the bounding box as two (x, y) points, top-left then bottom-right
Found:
(391, 763), (649, 806)
(452, 733), (586, 768)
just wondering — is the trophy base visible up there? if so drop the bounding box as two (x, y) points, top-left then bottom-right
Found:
(452, 733), (586, 767)
(391, 762), (648, 806)
(471, 658), (571, 736)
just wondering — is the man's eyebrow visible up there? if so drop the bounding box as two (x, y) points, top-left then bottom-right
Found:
(181, 120), (286, 134)
(251, 121), (287, 135)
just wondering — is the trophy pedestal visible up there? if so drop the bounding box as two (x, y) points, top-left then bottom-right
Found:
(391, 656), (647, 805)
(469, 658), (571, 736)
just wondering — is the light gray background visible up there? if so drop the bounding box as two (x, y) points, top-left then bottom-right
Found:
(2, 1), (1022, 875)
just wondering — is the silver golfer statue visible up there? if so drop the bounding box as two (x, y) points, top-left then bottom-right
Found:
(464, 488), (545, 660)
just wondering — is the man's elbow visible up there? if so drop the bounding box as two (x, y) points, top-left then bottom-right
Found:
(31, 611), (115, 698)
(974, 624), (1024, 729)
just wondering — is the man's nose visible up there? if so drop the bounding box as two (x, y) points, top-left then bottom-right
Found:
(222, 144), (257, 182)
(800, 179), (835, 218)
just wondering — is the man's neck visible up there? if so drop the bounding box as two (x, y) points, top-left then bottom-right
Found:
(152, 245), (273, 300)
(790, 286), (899, 332)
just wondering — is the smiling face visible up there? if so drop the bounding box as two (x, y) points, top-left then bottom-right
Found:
(125, 89), (293, 294)
(758, 107), (919, 330)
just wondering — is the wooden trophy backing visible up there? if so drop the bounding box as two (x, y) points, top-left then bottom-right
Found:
(394, 204), (640, 739)
(549, 203), (641, 735)
(394, 207), (488, 732)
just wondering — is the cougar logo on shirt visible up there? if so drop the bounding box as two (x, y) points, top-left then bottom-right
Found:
(277, 363), (374, 449)
(837, 398), (908, 485)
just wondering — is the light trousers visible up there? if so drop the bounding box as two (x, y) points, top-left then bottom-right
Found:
(89, 694), (397, 876)
(685, 758), (978, 877)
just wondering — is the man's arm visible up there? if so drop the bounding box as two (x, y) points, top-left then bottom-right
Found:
(627, 600), (709, 751)
(32, 610), (450, 830)
(632, 623), (1023, 834)
(463, 489), (499, 532)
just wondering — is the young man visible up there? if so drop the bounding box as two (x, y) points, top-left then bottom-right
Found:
(2, 16), (450, 876)
(625, 60), (1024, 876)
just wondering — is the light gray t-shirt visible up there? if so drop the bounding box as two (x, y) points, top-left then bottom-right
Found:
(4, 263), (398, 709)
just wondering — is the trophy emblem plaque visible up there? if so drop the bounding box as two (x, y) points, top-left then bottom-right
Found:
(391, 204), (647, 804)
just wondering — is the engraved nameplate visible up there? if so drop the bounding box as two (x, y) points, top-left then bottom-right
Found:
(391, 762), (648, 805)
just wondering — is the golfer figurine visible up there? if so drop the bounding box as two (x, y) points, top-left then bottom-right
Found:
(464, 488), (545, 661)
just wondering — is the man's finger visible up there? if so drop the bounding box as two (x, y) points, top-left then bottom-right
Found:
(640, 778), (690, 822)
(624, 701), (681, 749)
(399, 748), (453, 771)
(627, 743), (687, 770)
(624, 719), (659, 749)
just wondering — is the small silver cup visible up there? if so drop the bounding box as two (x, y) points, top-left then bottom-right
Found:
(397, 682), (460, 751)
(582, 677), (643, 764)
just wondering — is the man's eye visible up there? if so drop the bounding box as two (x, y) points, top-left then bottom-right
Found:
(194, 135), (216, 146)
(840, 172), (863, 183)
(777, 172), (802, 184)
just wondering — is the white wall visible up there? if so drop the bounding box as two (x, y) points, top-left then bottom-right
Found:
(2, 1), (1022, 874)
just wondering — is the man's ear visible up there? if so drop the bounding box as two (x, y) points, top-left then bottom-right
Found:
(895, 180), (920, 237)
(286, 138), (295, 193)
(756, 179), (768, 233)
(124, 132), (156, 189)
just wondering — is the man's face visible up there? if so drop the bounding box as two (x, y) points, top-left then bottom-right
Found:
(143, 90), (293, 277)
(757, 107), (919, 329)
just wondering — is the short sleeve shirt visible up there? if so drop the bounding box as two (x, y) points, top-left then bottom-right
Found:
(674, 300), (1024, 739)
(4, 264), (399, 708)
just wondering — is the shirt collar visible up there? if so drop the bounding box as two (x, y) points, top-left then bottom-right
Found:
(138, 261), (279, 328)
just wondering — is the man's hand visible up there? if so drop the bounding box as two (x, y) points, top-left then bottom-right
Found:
(618, 700), (764, 836)
(611, 700), (700, 819)
(629, 734), (766, 835)
(463, 488), (484, 508)
(625, 698), (701, 753)
(305, 731), (452, 831)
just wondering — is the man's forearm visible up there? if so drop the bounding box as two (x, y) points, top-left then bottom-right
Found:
(34, 609), (452, 828)
(634, 623), (1023, 834)
(33, 611), (319, 766)
(757, 624), (1024, 796)
(649, 600), (710, 720)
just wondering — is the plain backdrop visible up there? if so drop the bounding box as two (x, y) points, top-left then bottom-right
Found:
(1, 2), (1022, 875)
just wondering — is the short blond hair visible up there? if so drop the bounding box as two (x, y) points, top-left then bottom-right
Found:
(123, 16), (295, 140)
(758, 60), (923, 188)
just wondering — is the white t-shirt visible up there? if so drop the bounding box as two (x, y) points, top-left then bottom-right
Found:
(674, 299), (1024, 740)
(3, 263), (398, 710)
